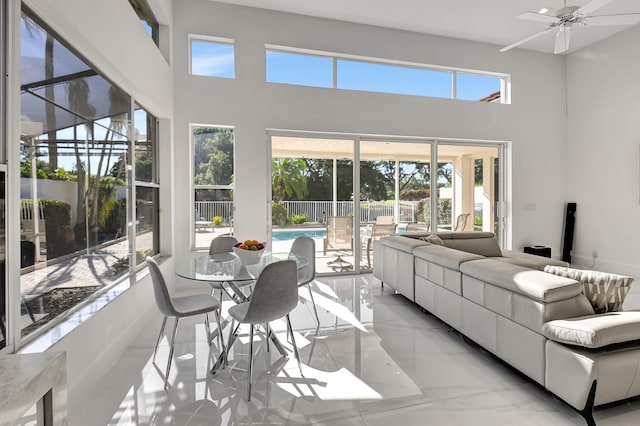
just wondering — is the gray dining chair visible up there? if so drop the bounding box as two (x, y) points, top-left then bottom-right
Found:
(208, 236), (238, 344)
(289, 236), (319, 325)
(209, 236), (238, 293)
(226, 260), (302, 400)
(146, 257), (223, 389)
(209, 235), (238, 255)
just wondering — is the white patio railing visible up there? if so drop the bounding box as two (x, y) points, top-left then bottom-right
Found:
(194, 200), (420, 223)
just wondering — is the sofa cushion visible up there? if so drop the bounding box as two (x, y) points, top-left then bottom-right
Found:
(544, 266), (634, 313)
(438, 235), (503, 257)
(414, 245), (484, 271)
(543, 311), (640, 348)
(379, 235), (428, 253)
(460, 259), (583, 303)
(501, 250), (569, 270)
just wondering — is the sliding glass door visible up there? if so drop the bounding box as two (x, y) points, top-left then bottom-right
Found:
(270, 132), (506, 275)
(271, 135), (354, 274)
(359, 140), (432, 270)
(436, 143), (501, 237)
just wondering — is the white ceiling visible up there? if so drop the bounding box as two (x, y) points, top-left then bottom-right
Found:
(210, 0), (640, 54)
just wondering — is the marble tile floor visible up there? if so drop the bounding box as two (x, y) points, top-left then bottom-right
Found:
(73, 274), (640, 426)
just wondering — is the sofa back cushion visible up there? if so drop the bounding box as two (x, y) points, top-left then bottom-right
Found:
(439, 234), (502, 257)
(544, 266), (634, 313)
(461, 259), (584, 303)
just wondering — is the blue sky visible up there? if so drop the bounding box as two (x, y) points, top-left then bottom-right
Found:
(190, 42), (502, 101)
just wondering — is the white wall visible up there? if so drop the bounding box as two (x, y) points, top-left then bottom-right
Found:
(173, 0), (569, 260)
(566, 25), (640, 277)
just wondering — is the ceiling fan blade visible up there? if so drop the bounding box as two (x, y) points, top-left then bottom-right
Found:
(517, 11), (557, 24)
(576, 0), (613, 16)
(554, 26), (572, 54)
(586, 13), (640, 26)
(499, 28), (552, 52)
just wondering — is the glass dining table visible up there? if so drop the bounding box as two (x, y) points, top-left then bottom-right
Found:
(175, 251), (307, 373)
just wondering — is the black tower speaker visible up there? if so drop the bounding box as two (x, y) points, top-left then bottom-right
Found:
(562, 202), (577, 263)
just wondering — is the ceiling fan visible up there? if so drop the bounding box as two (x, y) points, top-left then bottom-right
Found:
(500, 0), (640, 54)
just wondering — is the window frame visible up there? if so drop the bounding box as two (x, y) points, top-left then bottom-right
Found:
(132, 102), (160, 270)
(13, 6), (163, 347)
(128, 0), (160, 45)
(190, 124), (235, 250)
(265, 44), (511, 104)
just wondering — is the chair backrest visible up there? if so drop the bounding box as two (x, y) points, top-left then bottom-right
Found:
(242, 260), (298, 324)
(374, 216), (394, 225)
(209, 235), (238, 255)
(289, 236), (315, 286)
(372, 215), (396, 239)
(325, 216), (353, 251)
(146, 257), (178, 317)
(453, 213), (470, 232)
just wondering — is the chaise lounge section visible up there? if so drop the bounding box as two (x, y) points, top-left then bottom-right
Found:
(373, 231), (640, 425)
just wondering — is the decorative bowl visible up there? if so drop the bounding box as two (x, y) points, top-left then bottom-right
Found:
(232, 246), (266, 265)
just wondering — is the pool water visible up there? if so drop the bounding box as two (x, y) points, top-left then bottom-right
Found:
(272, 229), (326, 241)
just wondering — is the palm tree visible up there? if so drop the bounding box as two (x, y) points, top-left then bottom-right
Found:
(271, 158), (308, 202)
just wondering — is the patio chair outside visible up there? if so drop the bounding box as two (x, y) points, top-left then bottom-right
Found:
(453, 213), (471, 232)
(363, 216), (397, 267)
(323, 216), (353, 255)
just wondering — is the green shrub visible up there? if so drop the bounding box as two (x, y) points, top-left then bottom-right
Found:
(290, 214), (307, 225)
(272, 201), (290, 226)
(415, 198), (452, 225)
(112, 249), (154, 275)
(40, 200), (73, 258)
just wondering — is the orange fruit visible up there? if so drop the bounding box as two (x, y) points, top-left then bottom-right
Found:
(239, 244), (249, 250)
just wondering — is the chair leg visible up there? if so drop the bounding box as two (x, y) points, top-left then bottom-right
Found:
(265, 323), (270, 353)
(226, 319), (237, 367)
(215, 309), (226, 362)
(165, 317), (179, 390)
(248, 324), (254, 401)
(286, 314), (303, 375)
(307, 284), (320, 325)
(204, 312), (212, 345)
(153, 316), (168, 364)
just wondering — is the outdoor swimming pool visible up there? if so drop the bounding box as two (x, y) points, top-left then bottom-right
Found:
(271, 229), (326, 242)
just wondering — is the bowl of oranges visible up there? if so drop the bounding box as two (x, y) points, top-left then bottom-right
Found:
(232, 239), (266, 265)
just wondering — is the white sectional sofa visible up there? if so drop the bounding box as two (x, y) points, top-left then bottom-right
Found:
(373, 232), (640, 425)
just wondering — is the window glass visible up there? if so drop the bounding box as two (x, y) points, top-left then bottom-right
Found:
(266, 51), (333, 88)
(128, 0), (159, 45)
(338, 59), (453, 98)
(456, 72), (502, 102)
(193, 127), (234, 248)
(18, 8), (158, 339)
(264, 46), (509, 104)
(190, 40), (235, 79)
(134, 104), (159, 266)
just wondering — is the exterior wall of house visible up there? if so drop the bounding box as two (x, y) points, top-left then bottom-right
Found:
(172, 0), (569, 263)
(566, 24), (640, 278)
